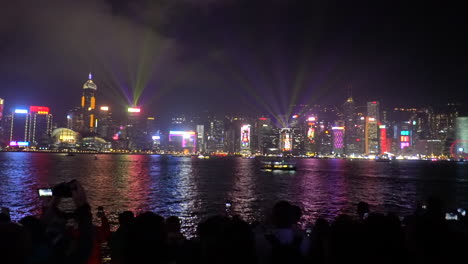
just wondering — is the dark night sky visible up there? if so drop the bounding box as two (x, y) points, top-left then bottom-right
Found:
(1, 0), (467, 123)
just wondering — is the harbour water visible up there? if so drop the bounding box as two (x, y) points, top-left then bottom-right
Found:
(1, 152), (467, 236)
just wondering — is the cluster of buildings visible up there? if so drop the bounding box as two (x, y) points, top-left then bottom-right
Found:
(0, 74), (467, 159)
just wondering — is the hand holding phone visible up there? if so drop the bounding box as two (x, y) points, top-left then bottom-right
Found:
(38, 188), (53, 197)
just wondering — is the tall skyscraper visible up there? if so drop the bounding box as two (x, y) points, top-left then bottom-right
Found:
(96, 106), (113, 139)
(365, 117), (379, 155)
(196, 125), (205, 153)
(367, 101), (380, 121)
(240, 124), (251, 155)
(305, 116), (318, 154)
(28, 106), (52, 147)
(332, 123), (345, 155)
(365, 101), (380, 155)
(279, 128), (293, 153)
(81, 73), (97, 133)
(10, 108), (30, 146)
(343, 97), (360, 155)
(0, 98), (4, 121)
(257, 117), (274, 154)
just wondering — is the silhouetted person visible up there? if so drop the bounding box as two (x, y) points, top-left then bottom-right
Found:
(125, 212), (167, 264)
(260, 201), (309, 264)
(0, 221), (32, 264)
(308, 218), (330, 264)
(19, 215), (53, 264)
(110, 211), (134, 264)
(165, 216), (186, 263)
(0, 207), (11, 223)
(329, 214), (359, 264)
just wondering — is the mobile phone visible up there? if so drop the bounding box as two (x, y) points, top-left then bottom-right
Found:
(38, 188), (53, 197)
(225, 202), (232, 208)
(306, 227), (312, 236)
(445, 213), (458, 221)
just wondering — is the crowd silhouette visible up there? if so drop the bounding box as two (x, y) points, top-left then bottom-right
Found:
(1, 180), (468, 264)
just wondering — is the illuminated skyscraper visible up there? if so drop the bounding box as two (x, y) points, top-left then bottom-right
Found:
(305, 116), (318, 154)
(28, 106), (52, 147)
(279, 128), (292, 153)
(0, 98), (4, 121)
(81, 73), (97, 133)
(365, 101), (380, 155)
(332, 124), (345, 155)
(343, 97), (360, 155)
(367, 101), (380, 121)
(453, 117), (468, 159)
(96, 106), (113, 139)
(10, 108), (30, 147)
(196, 125), (205, 153)
(240, 124), (251, 155)
(257, 117), (274, 154)
(365, 117), (379, 155)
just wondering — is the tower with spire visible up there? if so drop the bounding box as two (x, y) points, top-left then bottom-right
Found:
(81, 73), (97, 133)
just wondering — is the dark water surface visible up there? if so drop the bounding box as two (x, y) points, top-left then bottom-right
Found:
(1, 152), (468, 236)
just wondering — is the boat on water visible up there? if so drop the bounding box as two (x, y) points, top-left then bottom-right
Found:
(375, 158), (391, 162)
(261, 160), (296, 171)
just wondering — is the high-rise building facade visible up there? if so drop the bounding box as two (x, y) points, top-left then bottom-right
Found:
(10, 108), (30, 146)
(365, 101), (380, 155)
(365, 117), (379, 155)
(304, 116), (318, 154)
(96, 106), (113, 139)
(343, 97), (360, 155)
(367, 101), (380, 121)
(279, 128), (293, 153)
(28, 106), (52, 147)
(332, 125), (345, 155)
(240, 124), (251, 155)
(0, 98), (4, 121)
(81, 73), (97, 133)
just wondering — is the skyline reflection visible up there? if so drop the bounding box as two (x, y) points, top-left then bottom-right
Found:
(1, 152), (468, 236)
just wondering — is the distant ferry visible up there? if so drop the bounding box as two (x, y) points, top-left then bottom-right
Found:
(261, 160), (296, 171)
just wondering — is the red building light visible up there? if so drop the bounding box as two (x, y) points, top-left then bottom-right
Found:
(30, 106), (50, 114)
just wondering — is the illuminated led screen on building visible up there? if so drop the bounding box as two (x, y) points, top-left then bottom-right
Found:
(30, 106), (50, 114)
(169, 131), (196, 152)
(332, 127), (345, 150)
(240, 125), (250, 149)
(15, 109), (28, 114)
(280, 128), (292, 152)
(128, 107), (141, 113)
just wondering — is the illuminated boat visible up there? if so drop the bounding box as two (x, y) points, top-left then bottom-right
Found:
(261, 160), (296, 171)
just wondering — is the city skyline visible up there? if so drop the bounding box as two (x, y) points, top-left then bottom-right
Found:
(1, 0), (468, 118)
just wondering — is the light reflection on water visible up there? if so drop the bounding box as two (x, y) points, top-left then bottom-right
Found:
(1, 152), (468, 236)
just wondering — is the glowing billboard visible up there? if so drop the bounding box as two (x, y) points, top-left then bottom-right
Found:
(128, 107), (141, 113)
(14, 109), (28, 114)
(307, 127), (315, 142)
(9, 141), (29, 147)
(169, 131), (196, 152)
(240, 125), (251, 150)
(280, 128), (292, 152)
(30, 106), (49, 114)
(332, 127), (345, 150)
(380, 125), (387, 154)
(100, 106), (109, 111)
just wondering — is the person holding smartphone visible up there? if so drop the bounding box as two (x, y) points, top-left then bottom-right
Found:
(41, 180), (96, 264)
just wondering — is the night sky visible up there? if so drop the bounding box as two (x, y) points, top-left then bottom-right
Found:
(1, 0), (467, 122)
